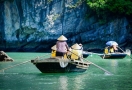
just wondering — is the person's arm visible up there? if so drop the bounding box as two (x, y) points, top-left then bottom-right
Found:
(56, 41), (59, 51)
(65, 42), (69, 51)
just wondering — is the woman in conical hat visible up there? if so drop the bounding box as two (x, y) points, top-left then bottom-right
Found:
(51, 45), (57, 58)
(71, 43), (81, 50)
(71, 43), (83, 60)
(51, 45), (56, 50)
(57, 35), (67, 41)
(56, 35), (69, 58)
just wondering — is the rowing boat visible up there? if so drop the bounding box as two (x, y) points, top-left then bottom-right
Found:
(31, 57), (91, 73)
(99, 53), (127, 59)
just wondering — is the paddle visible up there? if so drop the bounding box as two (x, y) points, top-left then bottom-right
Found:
(85, 51), (100, 55)
(0, 60), (31, 72)
(118, 47), (132, 59)
(0, 53), (51, 72)
(84, 51), (106, 59)
(68, 50), (112, 75)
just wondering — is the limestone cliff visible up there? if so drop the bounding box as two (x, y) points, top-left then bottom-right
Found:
(0, 0), (132, 52)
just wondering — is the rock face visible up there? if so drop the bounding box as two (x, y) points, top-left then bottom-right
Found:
(0, 51), (13, 61)
(0, 0), (132, 52)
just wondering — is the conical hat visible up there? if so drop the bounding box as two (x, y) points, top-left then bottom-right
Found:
(57, 35), (67, 41)
(71, 43), (81, 49)
(51, 45), (56, 50)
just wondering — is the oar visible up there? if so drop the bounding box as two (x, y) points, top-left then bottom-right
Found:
(85, 51), (105, 59)
(0, 53), (51, 72)
(88, 61), (112, 74)
(118, 47), (132, 59)
(69, 51), (112, 74)
(102, 54), (105, 59)
(0, 60), (31, 72)
(86, 51), (100, 55)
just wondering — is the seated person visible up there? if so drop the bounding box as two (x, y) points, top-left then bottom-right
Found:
(104, 47), (109, 54)
(109, 45), (118, 53)
(51, 45), (68, 59)
(56, 35), (69, 59)
(70, 43), (82, 60)
(51, 45), (56, 58)
(109, 46), (114, 53)
(113, 45), (118, 52)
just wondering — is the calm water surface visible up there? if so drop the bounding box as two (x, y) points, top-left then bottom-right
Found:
(0, 52), (132, 90)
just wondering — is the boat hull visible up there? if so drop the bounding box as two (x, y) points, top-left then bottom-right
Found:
(99, 53), (127, 59)
(31, 58), (90, 73)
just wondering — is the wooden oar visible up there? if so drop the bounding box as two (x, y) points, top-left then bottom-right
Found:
(102, 54), (106, 59)
(0, 53), (51, 72)
(88, 61), (112, 74)
(118, 47), (132, 59)
(0, 60), (31, 72)
(85, 51), (105, 59)
(86, 51), (101, 55)
(69, 51), (112, 74)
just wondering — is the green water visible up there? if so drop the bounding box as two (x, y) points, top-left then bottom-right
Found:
(0, 53), (132, 90)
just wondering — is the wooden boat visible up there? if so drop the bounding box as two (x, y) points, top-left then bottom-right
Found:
(31, 57), (91, 73)
(99, 53), (127, 59)
(99, 48), (131, 59)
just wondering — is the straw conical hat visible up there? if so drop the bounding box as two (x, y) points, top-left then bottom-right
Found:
(71, 43), (81, 49)
(57, 35), (67, 41)
(51, 45), (56, 50)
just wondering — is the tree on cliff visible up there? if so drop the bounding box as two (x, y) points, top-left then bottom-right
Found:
(86, 0), (132, 22)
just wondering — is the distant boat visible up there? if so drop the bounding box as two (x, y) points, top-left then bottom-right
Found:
(31, 57), (91, 73)
(100, 41), (130, 59)
(98, 53), (127, 59)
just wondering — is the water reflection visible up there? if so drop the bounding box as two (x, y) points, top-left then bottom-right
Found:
(58, 73), (90, 90)
(59, 76), (68, 90)
(74, 74), (85, 90)
(110, 60), (118, 66)
(110, 60), (118, 73)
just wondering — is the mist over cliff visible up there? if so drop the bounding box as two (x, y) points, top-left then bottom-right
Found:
(0, 0), (132, 52)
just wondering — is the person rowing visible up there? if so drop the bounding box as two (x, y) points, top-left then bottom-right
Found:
(56, 35), (69, 59)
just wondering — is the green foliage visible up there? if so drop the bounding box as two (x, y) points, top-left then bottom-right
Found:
(86, 0), (132, 19)
(52, 14), (60, 21)
(68, 0), (85, 9)
(87, 0), (107, 10)
(106, 0), (132, 15)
